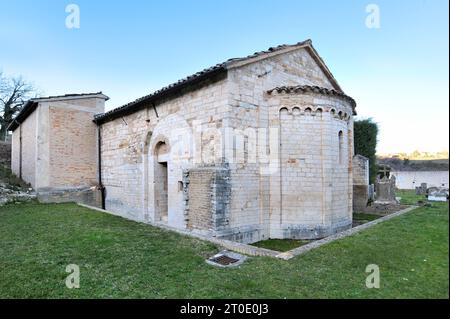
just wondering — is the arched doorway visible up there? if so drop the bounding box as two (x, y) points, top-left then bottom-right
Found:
(154, 141), (169, 223)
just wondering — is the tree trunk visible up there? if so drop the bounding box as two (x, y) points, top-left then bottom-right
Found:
(0, 125), (7, 141)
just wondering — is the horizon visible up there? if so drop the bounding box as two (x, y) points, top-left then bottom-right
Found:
(1, 0), (448, 154)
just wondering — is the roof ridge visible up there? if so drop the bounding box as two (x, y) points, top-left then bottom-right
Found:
(95, 40), (316, 123)
(32, 92), (107, 101)
(8, 92), (109, 132)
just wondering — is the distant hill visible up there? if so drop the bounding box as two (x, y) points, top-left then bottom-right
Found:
(377, 157), (449, 172)
(378, 151), (449, 160)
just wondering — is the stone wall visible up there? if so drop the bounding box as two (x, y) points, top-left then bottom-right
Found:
(99, 46), (355, 243)
(11, 130), (20, 176)
(10, 95), (106, 206)
(185, 168), (214, 231)
(100, 75), (229, 225)
(49, 104), (99, 188)
(391, 170), (449, 189)
(353, 154), (370, 211)
(37, 186), (102, 207)
(353, 154), (369, 185)
(184, 166), (231, 234)
(223, 47), (348, 242)
(11, 109), (37, 187)
(265, 92), (354, 239)
(0, 141), (11, 167)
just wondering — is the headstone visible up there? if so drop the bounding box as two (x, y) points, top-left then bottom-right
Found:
(415, 183), (428, 195)
(427, 187), (449, 202)
(375, 166), (398, 204)
(416, 183), (427, 195)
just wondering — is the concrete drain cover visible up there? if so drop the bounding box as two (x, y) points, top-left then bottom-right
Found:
(206, 250), (246, 268)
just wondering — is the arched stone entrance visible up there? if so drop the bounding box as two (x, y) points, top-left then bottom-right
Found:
(143, 114), (193, 228)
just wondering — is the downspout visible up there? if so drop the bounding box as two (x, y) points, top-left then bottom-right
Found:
(97, 123), (106, 209)
(18, 122), (23, 180)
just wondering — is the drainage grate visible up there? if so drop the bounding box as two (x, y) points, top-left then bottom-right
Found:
(210, 254), (239, 266)
(206, 250), (247, 268)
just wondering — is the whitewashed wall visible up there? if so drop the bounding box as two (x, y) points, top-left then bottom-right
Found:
(391, 171), (449, 189)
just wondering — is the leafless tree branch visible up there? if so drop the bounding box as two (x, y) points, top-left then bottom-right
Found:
(0, 72), (38, 141)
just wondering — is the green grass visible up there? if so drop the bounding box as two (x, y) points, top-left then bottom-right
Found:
(397, 189), (427, 205)
(353, 213), (382, 222)
(252, 239), (310, 252)
(0, 193), (448, 298)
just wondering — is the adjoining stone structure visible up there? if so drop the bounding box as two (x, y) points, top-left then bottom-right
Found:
(353, 154), (370, 211)
(93, 40), (356, 243)
(8, 93), (109, 206)
(263, 86), (354, 239)
(9, 40), (357, 244)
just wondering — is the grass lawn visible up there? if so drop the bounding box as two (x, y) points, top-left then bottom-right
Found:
(397, 189), (428, 205)
(251, 239), (311, 252)
(353, 213), (382, 222)
(0, 191), (448, 298)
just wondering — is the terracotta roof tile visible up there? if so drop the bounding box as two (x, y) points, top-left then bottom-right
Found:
(94, 39), (338, 124)
(267, 85), (356, 115)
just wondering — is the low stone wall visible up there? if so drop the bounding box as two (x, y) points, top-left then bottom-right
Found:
(353, 154), (370, 211)
(78, 203), (280, 258)
(353, 185), (370, 211)
(77, 203), (418, 260)
(0, 141), (11, 167)
(0, 185), (36, 206)
(37, 186), (102, 208)
(183, 166), (231, 234)
(277, 206), (418, 260)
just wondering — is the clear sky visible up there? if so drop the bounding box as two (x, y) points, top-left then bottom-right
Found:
(0, 0), (448, 154)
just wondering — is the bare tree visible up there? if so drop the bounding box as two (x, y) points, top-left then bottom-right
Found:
(0, 72), (38, 141)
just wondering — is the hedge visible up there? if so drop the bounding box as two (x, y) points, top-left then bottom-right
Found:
(354, 119), (379, 183)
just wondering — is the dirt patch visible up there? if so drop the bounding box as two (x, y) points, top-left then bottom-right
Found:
(251, 238), (312, 252)
(360, 203), (410, 215)
(353, 203), (411, 227)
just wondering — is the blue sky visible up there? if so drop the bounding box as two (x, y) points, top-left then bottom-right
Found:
(0, 0), (448, 154)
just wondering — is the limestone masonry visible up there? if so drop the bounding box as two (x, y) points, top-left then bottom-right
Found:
(9, 40), (357, 243)
(9, 93), (108, 206)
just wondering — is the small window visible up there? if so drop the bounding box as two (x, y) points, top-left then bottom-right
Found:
(338, 131), (344, 164)
(178, 181), (183, 192)
(279, 107), (289, 114)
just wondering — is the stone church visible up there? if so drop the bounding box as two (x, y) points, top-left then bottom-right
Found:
(9, 40), (356, 244)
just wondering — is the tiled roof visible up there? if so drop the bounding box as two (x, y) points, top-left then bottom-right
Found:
(94, 39), (344, 124)
(267, 85), (357, 115)
(93, 63), (227, 123)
